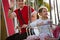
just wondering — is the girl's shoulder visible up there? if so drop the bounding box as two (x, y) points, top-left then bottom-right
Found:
(37, 18), (42, 21)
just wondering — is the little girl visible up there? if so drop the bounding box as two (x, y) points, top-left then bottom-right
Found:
(27, 7), (53, 40)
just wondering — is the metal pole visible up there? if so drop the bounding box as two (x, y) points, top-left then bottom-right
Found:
(28, 0), (32, 23)
(53, 0), (57, 24)
(34, 0), (38, 10)
(56, 0), (59, 22)
(27, 0), (31, 36)
(49, 0), (52, 27)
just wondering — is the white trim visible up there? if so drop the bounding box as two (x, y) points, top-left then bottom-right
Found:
(31, 11), (37, 16)
(8, 0), (10, 7)
(1, 0), (9, 36)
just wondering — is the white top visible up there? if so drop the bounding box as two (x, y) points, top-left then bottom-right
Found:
(30, 18), (53, 37)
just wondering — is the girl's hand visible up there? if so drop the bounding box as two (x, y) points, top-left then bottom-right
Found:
(22, 24), (27, 28)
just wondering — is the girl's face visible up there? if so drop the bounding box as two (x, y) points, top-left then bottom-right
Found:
(31, 14), (37, 22)
(41, 8), (48, 17)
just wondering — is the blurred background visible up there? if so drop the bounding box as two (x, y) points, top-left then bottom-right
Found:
(1, 0), (60, 40)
